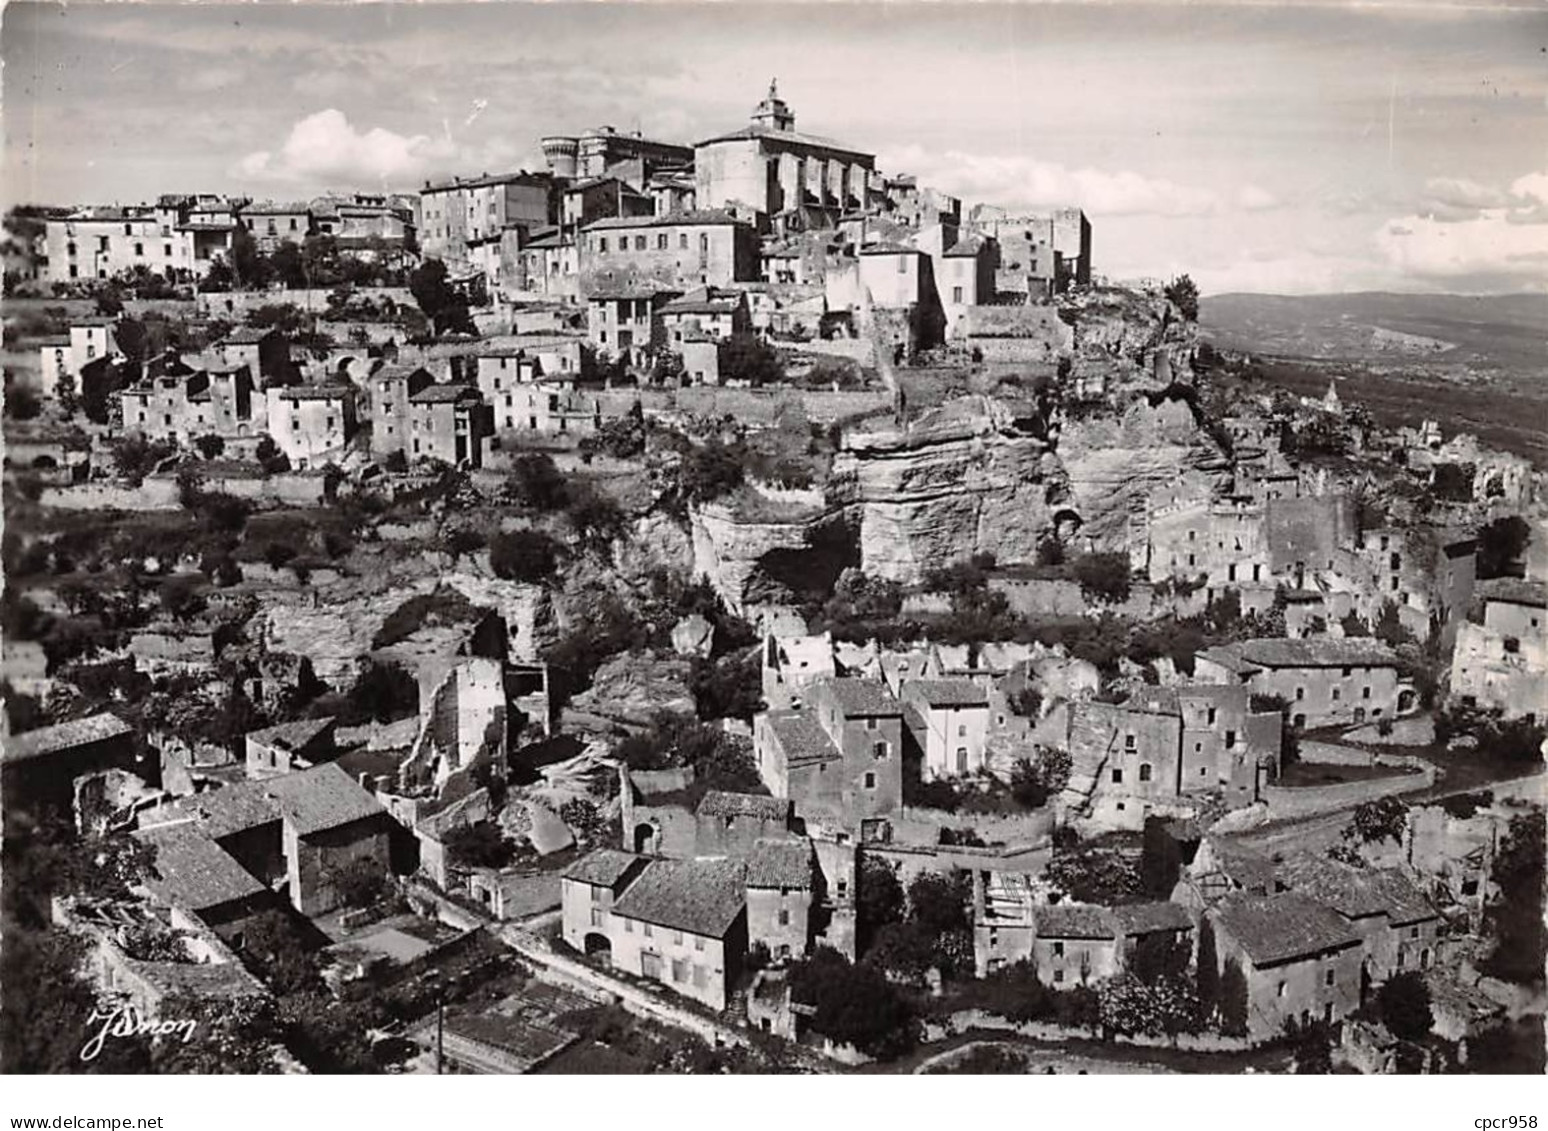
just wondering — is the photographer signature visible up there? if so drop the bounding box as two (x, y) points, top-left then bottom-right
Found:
(80, 1005), (198, 1063)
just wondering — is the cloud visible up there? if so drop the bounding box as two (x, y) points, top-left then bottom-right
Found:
(1374, 206), (1548, 289)
(1509, 171), (1548, 206)
(876, 145), (1225, 218)
(1238, 185), (1280, 212)
(1422, 176), (1507, 213)
(236, 109), (457, 187)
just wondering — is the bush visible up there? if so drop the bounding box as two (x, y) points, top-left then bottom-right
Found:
(442, 822), (513, 869)
(6, 385), (42, 421)
(716, 333), (784, 387)
(505, 453), (568, 512)
(488, 530), (560, 582)
(1072, 552), (1133, 604)
(348, 660), (418, 723)
(1376, 971), (1433, 1042)
(789, 948), (917, 1059)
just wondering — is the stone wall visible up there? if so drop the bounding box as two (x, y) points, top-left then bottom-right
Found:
(1262, 765), (1434, 821)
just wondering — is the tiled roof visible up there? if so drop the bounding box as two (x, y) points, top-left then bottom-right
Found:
(424, 170), (555, 192)
(1274, 854), (1438, 926)
(823, 677), (903, 717)
(902, 679), (989, 708)
(610, 858), (747, 938)
(1477, 578), (1548, 608)
(693, 124), (874, 163)
(661, 290), (742, 316)
(1035, 903), (1116, 939)
(218, 327), (277, 346)
(1203, 638), (1399, 671)
(587, 285), (681, 302)
(945, 234), (987, 257)
(858, 242), (923, 256)
(562, 849), (643, 889)
(135, 822), (267, 911)
(271, 383), (353, 402)
(1112, 901), (1194, 936)
(171, 763), (385, 839)
(410, 383), (482, 405)
(1214, 892), (1360, 967)
(3, 712), (132, 764)
(244, 717), (334, 752)
(1206, 839), (1279, 895)
(695, 791), (790, 822)
(764, 711), (840, 768)
(582, 209), (745, 232)
(745, 839), (814, 889)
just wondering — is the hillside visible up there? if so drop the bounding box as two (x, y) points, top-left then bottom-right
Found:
(1200, 292), (1546, 374)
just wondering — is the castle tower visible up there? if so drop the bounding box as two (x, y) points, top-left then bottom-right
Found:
(752, 79), (796, 133)
(540, 135), (579, 179)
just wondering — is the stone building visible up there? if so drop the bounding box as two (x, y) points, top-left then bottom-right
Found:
(761, 631), (836, 712)
(239, 201), (312, 250)
(659, 288), (750, 346)
(418, 171), (562, 274)
(266, 383), (357, 469)
(494, 379), (600, 438)
(2, 712), (143, 818)
(693, 82), (876, 230)
(744, 837), (816, 961)
(562, 853), (749, 1011)
(1448, 578), (1548, 719)
(754, 677), (904, 827)
(407, 382), (491, 467)
(899, 678), (989, 779)
(368, 364), (435, 458)
(214, 327), (291, 388)
(39, 207), (202, 284)
(586, 286), (680, 364)
(1194, 638), (1410, 728)
(138, 762), (395, 920)
(582, 211), (760, 292)
(1209, 891), (1364, 1039)
(694, 791), (793, 857)
(540, 126), (693, 186)
(244, 717), (337, 781)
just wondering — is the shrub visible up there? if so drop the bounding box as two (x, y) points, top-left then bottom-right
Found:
(1072, 552), (1132, 604)
(488, 530), (559, 582)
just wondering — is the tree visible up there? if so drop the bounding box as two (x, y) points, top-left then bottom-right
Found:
(331, 858), (392, 910)
(907, 869), (971, 937)
(1350, 796), (1407, 844)
(443, 821), (513, 869)
(5, 385), (41, 421)
(1476, 516), (1530, 580)
(228, 226), (270, 290)
(564, 483), (627, 554)
(505, 453), (568, 511)
(1482, 809), (1545, 985)
(157, 575), (205, 620)
(1140, 817), (1183, 899)
(1219, 957), (1250, 1036)
(1010, 749), (1069, 810)
(717, 332), (784, 387)
(255, 435), (290, 475)
(583, 402), (646, 460)
(1376, 971), (1433, 1042)
(558, 798), (606, 843)
(788, 947), (917, 1059)
(408, 258), (473, 336)
(1291, 1021), (1334, 1074)
(1098, 972), (1201, 1037)
(857, 855), (906, 949)
(1164, 275), (1200, 322)
(488, 530), (560, 582)
(268, 240), (307, 289)
(241, 909), (321, 995)
(677, 440), (746, 505)
(1072, 552), (1133, 604)
(194, 433), (226, 460)
(1430, 463), (1475, 502)
(1196, 919), (1221, 1024)
(349, 659), (419, 723)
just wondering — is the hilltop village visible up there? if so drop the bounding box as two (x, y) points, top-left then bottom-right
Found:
(1, 85), (1544, 1076)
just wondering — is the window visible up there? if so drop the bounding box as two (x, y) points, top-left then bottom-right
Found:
(1125, 734), (1136, 750)
(1207, 707), (1218, 725)
(598, 237), (608, 253)
(134, 243), (144, 256)
(872, 741), (888, 759)
(692, 965), (707, 988)
(1111, 768), (1123, 784)
(673, 930), (684, 945)
(694, 936), (705, 951)
(624, 919), (633, 933)
(1396, 951), (1405, 969)
(590, 908), (604, 928)
(866, 717), (878, 731)
(952, 286), (963, 303)
(657, 233), (668, 250)
(1200, 766), (1209, 777)
(1332, 688), (1341, 702)
(671, 958), (687, 983)
(863, 772), (877, 790)
(896, 257), (907, 274)
(1324, 1003), (1335, 1024)
(1052, 969), (1065, 983)
(1362, 687), (1371, 699)
(635, 235), (646, 251)
(1325, 969), (1335, 986)
(836, 879), (848, 899)
(680, 233), (689, 249)
(590, 886), (604, 903)
(1139, 763), (1152, 782)
(643, 923), (653, 938)
(777, 908), (790, 926)
(1342, 667), (1352, 677)
(1409, 926), (1420, 939)
(1277, 981), (1286, 998)
(957, 724), (968, 738)
(1295, 687), (1306, 701)
(1225, 730), (1237, 749)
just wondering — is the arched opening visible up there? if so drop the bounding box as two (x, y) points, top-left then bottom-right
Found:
(583, 932), (612, 964)
(1397, 688), (1418, 715)
(31, 455), (58, 470)
(1052, 508), (1083, 542)
(633, 823), (658, 855)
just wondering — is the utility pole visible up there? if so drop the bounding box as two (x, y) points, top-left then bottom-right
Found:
(435, 990), (445, 1075)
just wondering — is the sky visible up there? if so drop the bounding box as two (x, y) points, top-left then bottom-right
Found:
(3, 0), (1545, 295)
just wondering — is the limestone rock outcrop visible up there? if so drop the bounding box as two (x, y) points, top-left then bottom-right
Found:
(832, 396), (1062, 582)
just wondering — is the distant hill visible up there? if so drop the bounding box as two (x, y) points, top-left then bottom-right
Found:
(1199, 292), (1546, 374)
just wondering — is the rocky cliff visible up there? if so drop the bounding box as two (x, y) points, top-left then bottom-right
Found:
(832, 396), (1064, 582)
